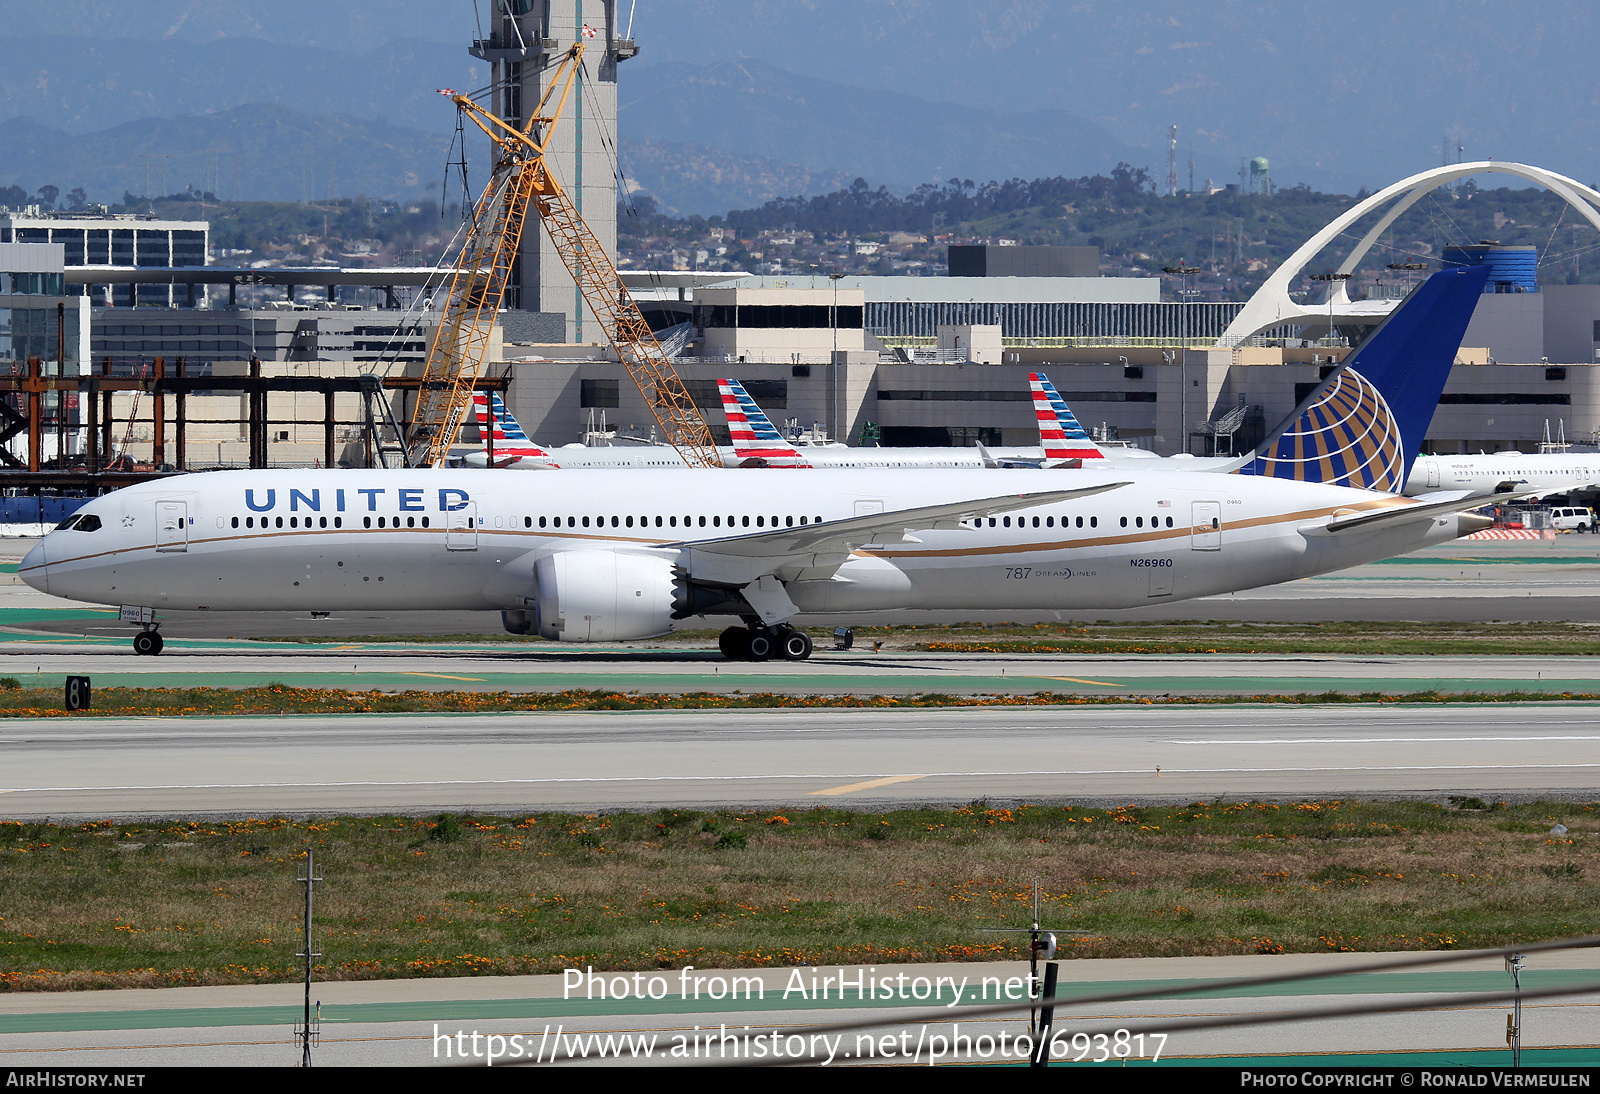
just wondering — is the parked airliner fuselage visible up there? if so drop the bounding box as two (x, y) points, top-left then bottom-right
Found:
(1406, 453), (1600, 500)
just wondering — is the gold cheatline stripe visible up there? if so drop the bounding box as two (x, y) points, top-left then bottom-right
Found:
(861, 497), (1411, 560)
(24, 496), (1419, 572)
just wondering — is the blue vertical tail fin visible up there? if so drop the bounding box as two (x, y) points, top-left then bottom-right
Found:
(1236, 264), (1489, 491)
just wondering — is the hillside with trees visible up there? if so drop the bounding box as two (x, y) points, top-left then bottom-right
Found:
(11, 168), (1595, 308)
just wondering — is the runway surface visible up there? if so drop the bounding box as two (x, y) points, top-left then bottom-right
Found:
(2, 951), (1596, 1067)
(3, 704), (1598, 818)
(0, 643), (1597, 697)
(7, 539), (1600, 698)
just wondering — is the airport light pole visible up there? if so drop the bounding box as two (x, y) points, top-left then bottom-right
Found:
(1386, 261), (1429, 298)
(1163, 264), (1200, 455)
(1308, 271), (1352, 350)
(829, 271), (846, 443)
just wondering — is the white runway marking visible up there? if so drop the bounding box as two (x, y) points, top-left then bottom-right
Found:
(1169, 735), (1600, 745)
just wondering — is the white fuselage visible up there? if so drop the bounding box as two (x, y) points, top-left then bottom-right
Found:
(1406, 453), (1600, 499)
(23, 468), (1474, 621)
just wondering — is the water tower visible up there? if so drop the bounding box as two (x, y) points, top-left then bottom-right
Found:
(1249, 156), (1271, 196)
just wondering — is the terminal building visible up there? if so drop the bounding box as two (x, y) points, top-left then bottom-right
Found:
(1, 207), (208, 308)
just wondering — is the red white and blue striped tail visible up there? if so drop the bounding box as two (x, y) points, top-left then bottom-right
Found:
(472, 391), (556, 464)
(718, 378), (811, 468)
(1030, 373), (1106, 462)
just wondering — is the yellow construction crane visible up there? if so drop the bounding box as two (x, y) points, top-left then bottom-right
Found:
(410, 44), (719, 469)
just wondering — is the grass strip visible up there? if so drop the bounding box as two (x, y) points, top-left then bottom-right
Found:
(0, 799), (1594, 991)
(2, 685), (1600, 717)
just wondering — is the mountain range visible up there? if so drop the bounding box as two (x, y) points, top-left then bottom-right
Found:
(1, 3), (1598, 214)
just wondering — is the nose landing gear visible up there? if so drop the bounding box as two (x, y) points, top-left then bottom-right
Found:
(717, 624), (813, 661)
(132, 626), (164, 656)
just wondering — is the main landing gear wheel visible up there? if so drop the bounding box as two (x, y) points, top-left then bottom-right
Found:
(778, 629), (813, 661)
(718, 625), (813, 662)
(744, 629), (776, 661)
(132, 629), (164, 656)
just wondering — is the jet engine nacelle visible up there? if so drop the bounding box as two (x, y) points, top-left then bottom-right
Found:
(533, 550), (676, 642)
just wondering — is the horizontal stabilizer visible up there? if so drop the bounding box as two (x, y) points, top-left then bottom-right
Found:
(1306, 489), (1509, 536)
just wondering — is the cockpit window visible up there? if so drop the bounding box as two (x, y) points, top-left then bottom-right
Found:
(54, 515), (81, 531)
(59, 514), (102, 532)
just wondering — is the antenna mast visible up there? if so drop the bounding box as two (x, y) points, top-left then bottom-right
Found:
(1167, 125), (1179, 197)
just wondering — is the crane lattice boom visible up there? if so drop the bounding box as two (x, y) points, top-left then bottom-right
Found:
(410, 45), (719, 469)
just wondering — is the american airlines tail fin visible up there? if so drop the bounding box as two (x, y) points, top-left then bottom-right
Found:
(471, 392), (554, 464)
(1235, 264), (1490, 492)
(1030, 373), (1107, 462)
(718, 378), (810, 467)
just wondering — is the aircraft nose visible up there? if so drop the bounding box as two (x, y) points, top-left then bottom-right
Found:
(19, 539), (48, 594)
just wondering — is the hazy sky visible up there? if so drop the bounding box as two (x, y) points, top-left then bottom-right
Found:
(6, 1), (1597, 194)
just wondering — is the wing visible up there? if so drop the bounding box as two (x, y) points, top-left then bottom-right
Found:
(661, 482), (1130, 586)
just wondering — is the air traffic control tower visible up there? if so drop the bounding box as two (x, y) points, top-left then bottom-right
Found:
(471, 0), (637, 344)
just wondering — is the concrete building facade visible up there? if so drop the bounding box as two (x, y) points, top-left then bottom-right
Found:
(0, 209), (209, 308)
(87, 307), (447, 367)
(692, 285), (866, 361)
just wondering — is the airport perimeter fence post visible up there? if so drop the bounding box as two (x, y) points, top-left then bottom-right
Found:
(1506, 952), (1524, 1067)
(1030, 961), (1059, 1067)
(295, 848), (323, 1066)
